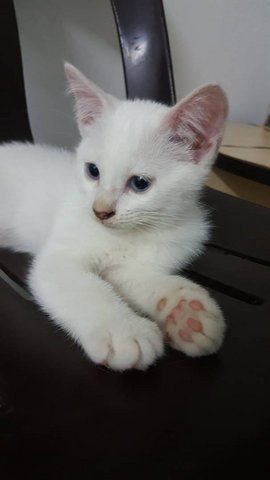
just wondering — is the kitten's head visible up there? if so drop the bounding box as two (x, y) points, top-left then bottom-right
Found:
(65, 63), (228, 231)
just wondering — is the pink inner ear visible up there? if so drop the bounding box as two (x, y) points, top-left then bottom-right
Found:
(165, 85), (228, 163)
(75, 91), (103, 126)
(65, 63), (104, 128)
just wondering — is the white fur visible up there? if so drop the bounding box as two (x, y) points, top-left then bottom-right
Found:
(0, 65), (228, 370)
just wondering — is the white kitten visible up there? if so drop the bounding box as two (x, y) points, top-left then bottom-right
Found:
(0, 64), (228, 370)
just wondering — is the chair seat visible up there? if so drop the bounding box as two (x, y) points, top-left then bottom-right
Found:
(1, 187), (269, 479)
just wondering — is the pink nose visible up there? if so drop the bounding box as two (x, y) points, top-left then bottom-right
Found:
(93, 208), (115, 220)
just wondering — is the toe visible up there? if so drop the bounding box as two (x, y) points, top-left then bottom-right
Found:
(178, 329), (192, 342)
(135, 338), (157, 370)
(157, 297), (167, 311)
(108, 337), (140, 370)
(86, 330), (111, 364)
(187, 317), (202, 332)
(166, 314), (177, 325)
(189, 300), (204, 311)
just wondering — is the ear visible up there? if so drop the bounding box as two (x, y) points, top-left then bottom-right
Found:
(65, 63), (118, 136)
(164, 85), (228, 164)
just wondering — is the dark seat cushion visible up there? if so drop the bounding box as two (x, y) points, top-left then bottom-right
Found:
(1, 187), (269, 479)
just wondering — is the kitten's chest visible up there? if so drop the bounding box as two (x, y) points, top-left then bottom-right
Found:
(92, 239), (134, 274)
(98, 247), (129, 279)
(89, 231), (155, 276)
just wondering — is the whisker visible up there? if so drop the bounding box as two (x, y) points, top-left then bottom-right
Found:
(116, 211), (180, 230)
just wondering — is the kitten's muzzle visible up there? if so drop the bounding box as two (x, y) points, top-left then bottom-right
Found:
(93, 207), (116, 220)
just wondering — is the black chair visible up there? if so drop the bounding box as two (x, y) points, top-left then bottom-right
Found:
(1, 1), (269, 478)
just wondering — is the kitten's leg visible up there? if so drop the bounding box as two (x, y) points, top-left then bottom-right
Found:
(106, 269), (226, 357)
(28, 249), (163, 370)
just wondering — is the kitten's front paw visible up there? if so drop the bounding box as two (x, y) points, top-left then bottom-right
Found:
(156, 286), (226, 357)
(83, 319), (164, 371)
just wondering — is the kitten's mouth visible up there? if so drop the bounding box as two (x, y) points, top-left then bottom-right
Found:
(94, 216), (117, 229)
(92, 212), (141, 231)
(101, 221), (116, 229)
(97, 217), (132, 231)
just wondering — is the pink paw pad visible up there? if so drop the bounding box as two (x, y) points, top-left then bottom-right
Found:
(171, 305), (184, 320)
(189, 300), (204, 311)
(168, 301), (186, 321)
(166, 297), (205, 345)
(166, 314), (177, 325)
(157, 297), (167, 311)
(187, 317), (202, 332)
(178, 330), (192, 342)
(178, 299), (187, 311)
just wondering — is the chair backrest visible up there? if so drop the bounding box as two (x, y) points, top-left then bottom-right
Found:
(0, 0), (32, 142)
(1, 0), (175, 146)
(111, 0), (176, 105)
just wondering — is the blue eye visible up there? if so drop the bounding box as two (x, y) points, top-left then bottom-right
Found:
(86, 163), (99, 179)
(128, 176), (152, 192)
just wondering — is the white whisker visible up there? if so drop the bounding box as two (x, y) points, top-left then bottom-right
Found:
(113, 209), (182, 231)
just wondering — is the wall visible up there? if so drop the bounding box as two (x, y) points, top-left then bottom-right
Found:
(14, 0), (125, 148)
(14, 0), (270, 147)
(164, 0), (270, 125)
